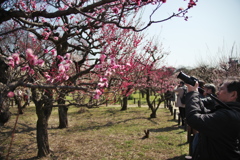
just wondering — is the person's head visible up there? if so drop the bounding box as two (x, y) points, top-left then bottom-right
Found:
(203, 83), (216, 96)
(179, 81), (185, 87)
(198, 80), (205, 95)
(217, 80), (240, 103)
(198, 80), (205, 88)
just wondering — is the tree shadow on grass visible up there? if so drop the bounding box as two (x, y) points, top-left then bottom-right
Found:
(148, 124), (185, 133)
(65, 116), (149, 133)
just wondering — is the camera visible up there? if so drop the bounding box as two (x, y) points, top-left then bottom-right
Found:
(177, 71), (199, 86)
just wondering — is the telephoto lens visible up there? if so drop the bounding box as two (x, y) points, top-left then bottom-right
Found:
(177, 71), (198, 86)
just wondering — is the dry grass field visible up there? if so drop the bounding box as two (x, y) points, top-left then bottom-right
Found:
(0, 104), (189, 160)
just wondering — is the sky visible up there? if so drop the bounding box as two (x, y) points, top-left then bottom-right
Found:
(141, 0), (240, 68)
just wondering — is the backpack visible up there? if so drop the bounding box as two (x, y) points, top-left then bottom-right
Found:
(180, 88), (187, 104)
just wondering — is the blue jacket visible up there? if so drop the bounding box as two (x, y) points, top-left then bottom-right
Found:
(185, 91), (240, 160)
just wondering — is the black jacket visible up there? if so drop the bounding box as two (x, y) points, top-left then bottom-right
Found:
(185, 91), (240, 160)
(201, 96), (215, 110)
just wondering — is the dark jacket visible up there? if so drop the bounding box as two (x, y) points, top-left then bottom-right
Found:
(201, 96), (217, 110)
(185, 91), (240, 160)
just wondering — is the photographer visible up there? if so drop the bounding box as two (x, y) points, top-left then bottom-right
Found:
(191, 83), (217, 155)
(185, 80), (240, 160)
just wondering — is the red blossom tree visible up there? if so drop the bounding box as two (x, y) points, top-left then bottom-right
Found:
(133, 40), (176, 118)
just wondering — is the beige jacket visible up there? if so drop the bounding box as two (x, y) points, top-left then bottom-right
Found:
(173, 86), (186, 108)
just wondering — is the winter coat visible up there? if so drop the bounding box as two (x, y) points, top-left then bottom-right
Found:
(173, 86), (186, 108)
(201, 96), (217, 110)
(185, 91), (240, 160)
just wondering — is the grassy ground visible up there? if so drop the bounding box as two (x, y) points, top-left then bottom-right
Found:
(0, 104), (189, 160)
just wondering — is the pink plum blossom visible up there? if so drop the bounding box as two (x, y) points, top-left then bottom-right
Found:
(65, 60), (72, 64)
(94, 89), (102, 99)
(26, 48), (34, 59)
(100, 77), (108, 82)
(7, 92), (14, 98)
(65, 53), (71, 60)
(21, 65), (30, 71)
(100, 54), (106, 63)
(37, 59), (45, 67)
(95, 64), (102, 69)
(29, 69), (35, 74)
(126, 63), (131, 67)
(44, 49), (48, 53)
(112, 7), (119, 14)
(104, 69), (112, 76)
(98, 82), (108, 88)
(51, 49), (57, 56)
(57, 55), (64, 62)
(29, 34), (35, 37)
(63, 63), (70, 71)
(12, 53), (20, 64)
(63, 74), (69, 80)
(58, 64), (65, 73)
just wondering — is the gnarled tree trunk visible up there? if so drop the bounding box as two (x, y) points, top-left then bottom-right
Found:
(58, 92), (68, 128)
(0, 95), (11, 126)
(36, 105), (51, 157)
(32, 88), (52, 158)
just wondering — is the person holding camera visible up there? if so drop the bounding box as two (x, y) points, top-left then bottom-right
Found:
(185, 80), (240, 160)
(191, 83), (218, 155)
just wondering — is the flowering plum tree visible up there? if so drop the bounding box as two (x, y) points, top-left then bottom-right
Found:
(93, 24), (147, 110)
(134, 40), (176, 118)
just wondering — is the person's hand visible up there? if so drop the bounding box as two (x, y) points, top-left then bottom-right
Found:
(186, 81), (199, 92)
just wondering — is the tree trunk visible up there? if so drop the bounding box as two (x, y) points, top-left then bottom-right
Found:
(58, 106), (68, 128)
(36, 109), (50, 157)
(35, 101), (52, 157)
(150, 109), (157, 118)
(141, 91), (144, 98)
(145, 88), (157, 118)
(58, 92), (68, 128)
(32, 89), (52, 158)
(0, 97), (11, 125)
(121, 96), (128, 111)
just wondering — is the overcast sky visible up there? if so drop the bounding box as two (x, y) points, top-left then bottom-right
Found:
(141, 0), (240, 68)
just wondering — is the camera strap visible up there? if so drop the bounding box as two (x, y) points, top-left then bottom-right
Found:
(198, 87), (231, 110)
(208, 94), (232, 110)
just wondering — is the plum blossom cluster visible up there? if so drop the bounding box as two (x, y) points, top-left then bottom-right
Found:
(44, 53), (72, 83)
(7, 48), (44, 75)
(93, 54), (133, 99)
(7, 47), (73, 84)
(188, 0), (197, 8)
(22, 49), (44, 74)
(7, 53), (20, 68)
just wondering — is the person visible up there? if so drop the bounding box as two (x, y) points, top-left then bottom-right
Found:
(185, 80), (240, 160)
(164, 90), (172, 108)
(201, 83), (217, 110)
(191, 83), (217, 155)
(26, 88), (31, 105)
(203, 83), (216, 96)
(198, 80), (205, 98)
(173, 81), (187, 126)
